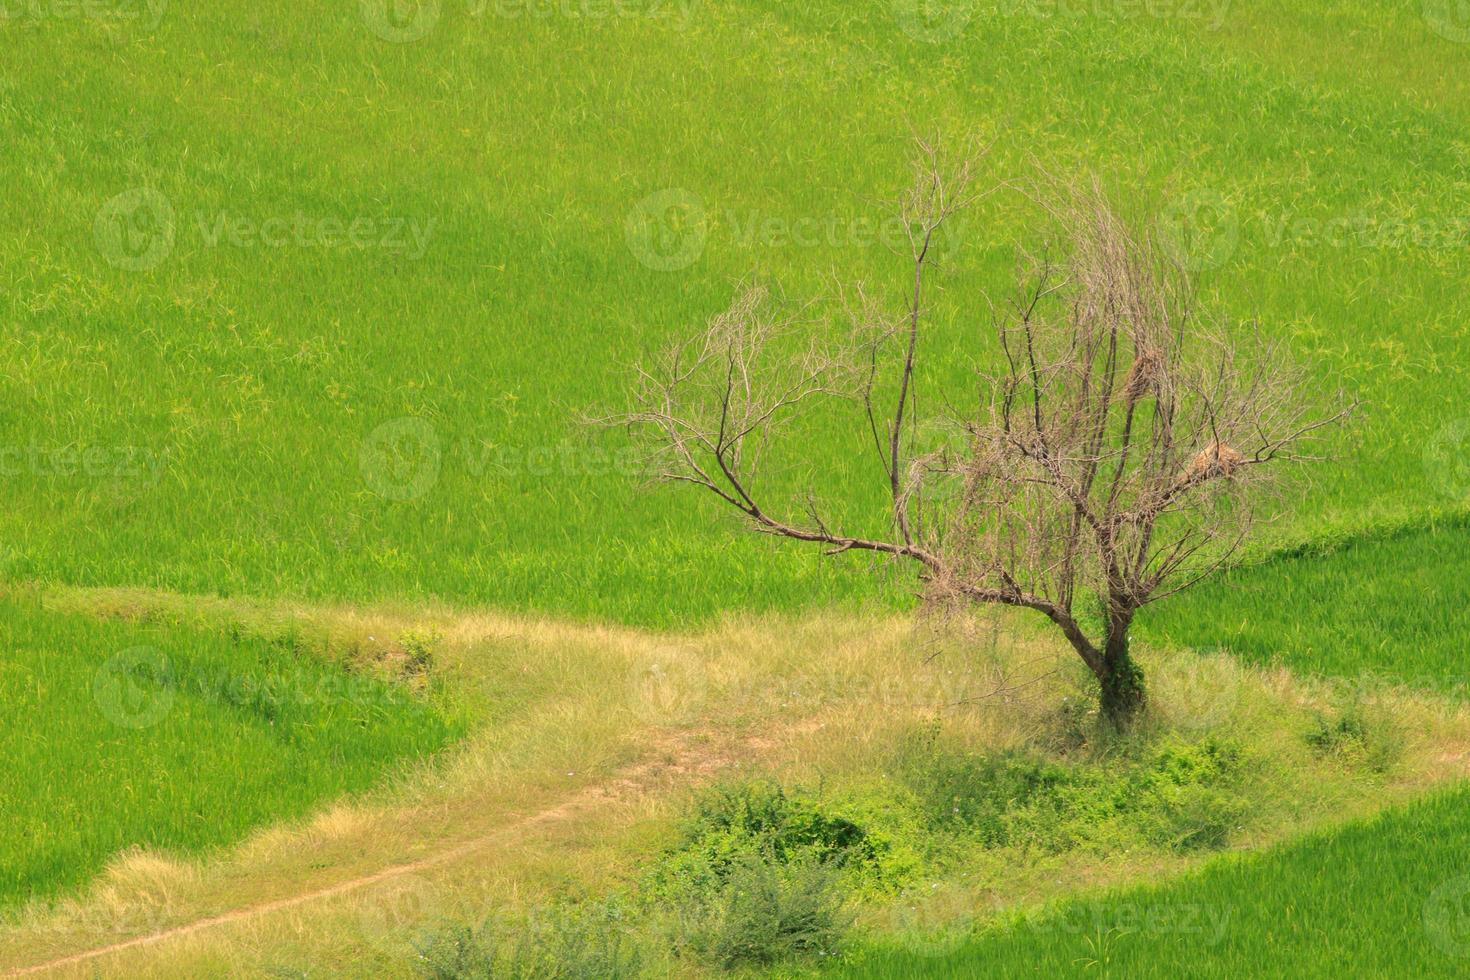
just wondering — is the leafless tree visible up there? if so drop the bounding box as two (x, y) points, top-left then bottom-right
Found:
(604, 142), (1351, 727)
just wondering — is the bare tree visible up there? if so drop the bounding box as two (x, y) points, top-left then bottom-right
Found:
(605, 144), (1351, 727)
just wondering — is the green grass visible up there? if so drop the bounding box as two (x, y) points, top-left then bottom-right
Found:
(0, 595), (458, 911)
(1142, 517), (1470, 691)
(1, 1), (1467, 626)
(828, 783), (1470, 978)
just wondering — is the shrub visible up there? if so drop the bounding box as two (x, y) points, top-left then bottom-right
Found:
(904, 747), (1076, 844)
(644, 780), (883, 968)
(1085, 737), (1248, 854)
(1104, 739), (1246, 852)
(674, 852), (850, 969)
(687, 780), (868, 862)
(649, 780), (895, 898)
(1134, 782), (1247, 852)
(898, 732), (1249, 855)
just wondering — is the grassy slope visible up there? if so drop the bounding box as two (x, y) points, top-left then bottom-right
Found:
(0, 594), (456, 910)
(1, 1), (1466, 626)
(831, 518), (1470, 977)
(834, 784), (1470, 979)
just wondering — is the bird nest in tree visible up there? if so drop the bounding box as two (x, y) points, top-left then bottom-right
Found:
(1123, 349), (1163, 404)
(1177, 442), (1245, 486)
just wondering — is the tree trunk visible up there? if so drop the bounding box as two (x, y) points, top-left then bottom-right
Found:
(1097, 618), (1145, 728)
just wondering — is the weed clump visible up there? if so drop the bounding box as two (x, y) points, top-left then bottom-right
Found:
(415, 900), (640, 979)
(1305, 701), (1401, 773)
(398, 628), (442, 676)
(1124, 738), (1249, 852)
(672, 852), (850, 969)
(647, 780), (911, 897)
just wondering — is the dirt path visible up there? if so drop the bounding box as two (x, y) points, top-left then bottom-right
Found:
(7, 806), (574, 977)
(6, 730), (737, 978)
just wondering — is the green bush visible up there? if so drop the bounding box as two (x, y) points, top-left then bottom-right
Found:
(689, 781), (868, 862)
(648, 780), (897, 898)
(899, 734), (1249, 855)
(1120, 740), (1249, 852)
(1133, 782), (1248, 852)
(643, 781), (879, 969)
(904, 747), (1076, 844)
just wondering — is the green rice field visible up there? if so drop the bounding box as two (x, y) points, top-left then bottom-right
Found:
(1146, 518), (1470, 692)
(0, 593), (456, 910)
(0, 0), (1466, 626)
(834, 784), (1470, 978)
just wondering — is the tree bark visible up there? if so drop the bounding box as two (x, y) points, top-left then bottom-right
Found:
(1055, 610), (1146, 728)
(1097, 614), (1146, 728)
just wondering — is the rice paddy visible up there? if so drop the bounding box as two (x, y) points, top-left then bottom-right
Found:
(0, 0), (1467, 626)
(1144, 517), (1470, 693)
(0, 591), (458, 912)
(832, 784), (1470, 979)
